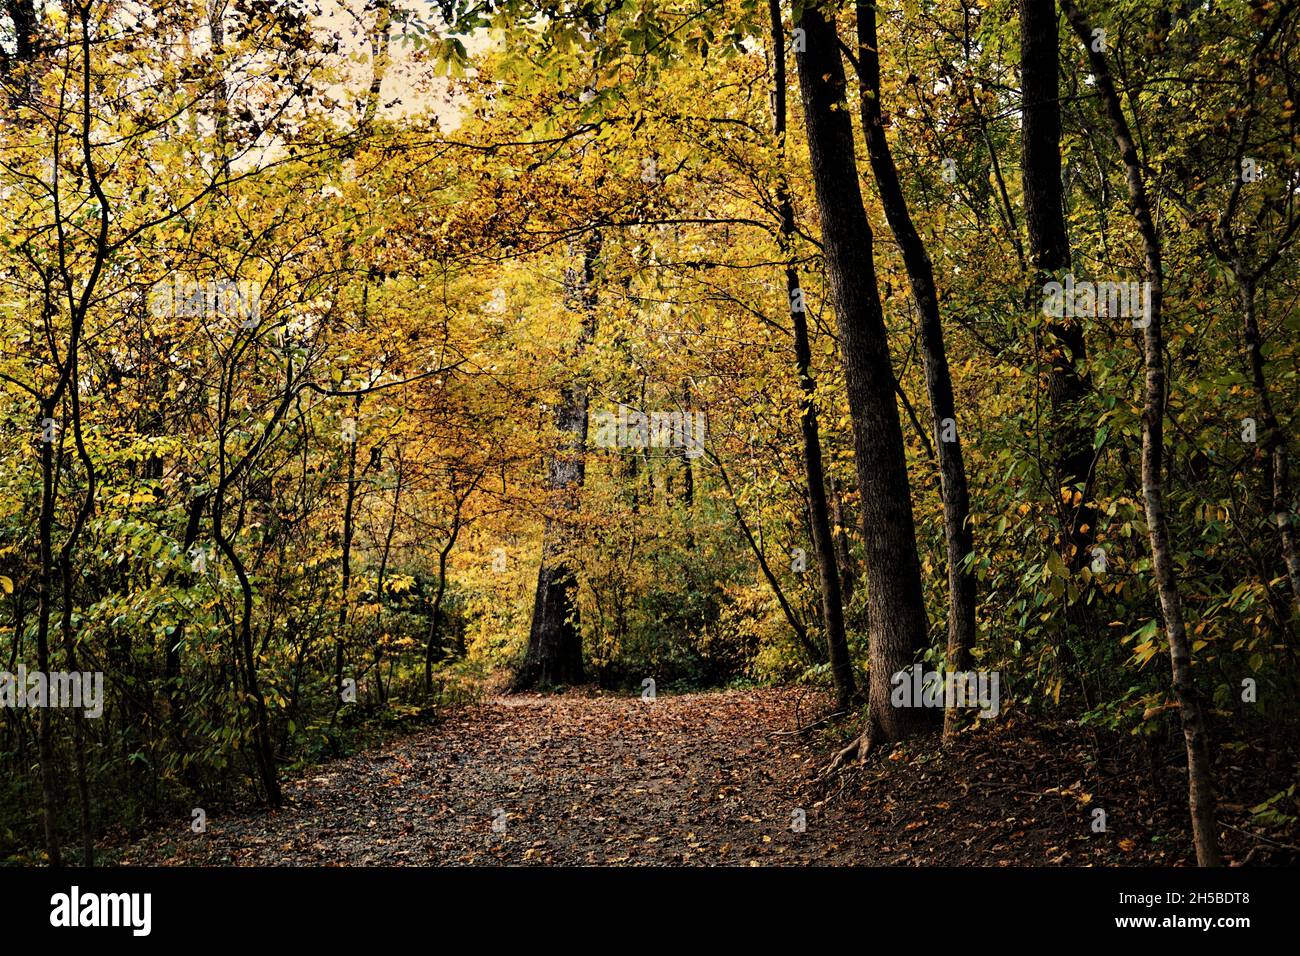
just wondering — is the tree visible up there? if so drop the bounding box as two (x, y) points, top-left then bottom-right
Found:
(769, 0), (856, 712)
(851, 0), (976, 738)
(1018, 0), (1097, 576)
(1201, 0), (1300, 614)
(515, 236), (602, 689)
(1061, 0), (1221, 867)
(795, 2), (932, 754)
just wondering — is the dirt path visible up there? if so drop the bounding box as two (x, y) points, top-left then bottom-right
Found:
(122, 689), (861, 865)
(117, 687), (1215, 866)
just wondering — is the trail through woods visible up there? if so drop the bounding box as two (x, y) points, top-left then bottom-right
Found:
(119, 688), (1248, 866)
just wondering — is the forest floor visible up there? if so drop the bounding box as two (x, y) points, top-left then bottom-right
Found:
(115, 686), (1284, 866)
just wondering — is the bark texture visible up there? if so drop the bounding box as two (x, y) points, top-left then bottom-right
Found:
(1022, 0), (1096, 569)
(772, 0), (857, 712)
(855, 0), (976, 739)
(515, 236), (602, 690)
(795, 4), (931, 745)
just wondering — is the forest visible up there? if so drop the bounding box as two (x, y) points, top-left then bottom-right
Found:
(0, 0), (1298, 873)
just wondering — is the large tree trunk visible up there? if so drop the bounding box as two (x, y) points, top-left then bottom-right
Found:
(1061, 0), (1220, 866)
(1020, 0), (1070, 270)
(515, 236), (602, 690)
(854, 0), (975, 739)
(770, 0), (856, 712)
(519, 547), (585, 689)
(795, 4), (931, 750)
(0, 0), (39, 106)
(1022, 0), (1095, 569)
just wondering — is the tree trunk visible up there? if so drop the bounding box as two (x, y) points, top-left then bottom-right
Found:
(62, 581), (93, 866)
(372, 453), (404, 705)
(515, 236), (602, 690)
(333, 395), (362, 716)
(424, 519), (461, 692)
(830, 474), (857, 603)
(1062, 0), (1220, 866)
(715, 451), (824, 664)
(36, 404), (61, 866)
(854, 0), (976, 739)
(0, 0), (39, 110)
(1020, 0), (1071, 270)
(677, 379), (695, 550)
(165, 491), (208, 787)
(771, 0), (857, 712)
(795, 5), (932, 747)
(1022, 0), (1096, 569)
(60, 352), (96, 865)
(1238, 279), (1300, 612)
(212, 488), (282, 807)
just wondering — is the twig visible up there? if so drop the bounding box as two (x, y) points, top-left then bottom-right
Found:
(1220, 822), (1300, 853)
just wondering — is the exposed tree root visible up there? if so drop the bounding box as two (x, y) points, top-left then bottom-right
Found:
(824, 730), (875, 776)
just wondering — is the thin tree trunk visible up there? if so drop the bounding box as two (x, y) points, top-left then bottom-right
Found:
(1237, 279), (1300, 611)
(165, 491), (208, 782)
(1062, 0), (1220, 866)
(28, 12), (114, 861)
(36, 403), (61, 866)
(830, 473), (857, 603)
(771, 0), (856, 711)
(212, 491), (282, 806)
(677, 379), (695, 550)
(854, 0), (975, 738)
(62, 588), (93, 865)
(210, 400), (287, 806)
(1204, 0), (1300, 619)
(372, 453), (404, 705)
(424, 511), (463, 692)
(713, 449), (824, 664)
(333, 395), (362, 712)
(424, 552), (451, 691)
(59, 348), (96, 865)
(795, 4), (932, 750)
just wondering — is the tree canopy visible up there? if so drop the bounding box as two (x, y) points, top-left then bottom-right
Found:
(1, 0), (1298, 869)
